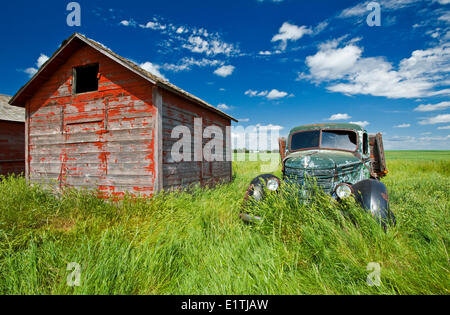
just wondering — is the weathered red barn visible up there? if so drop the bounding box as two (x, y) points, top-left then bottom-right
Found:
(0, 94), (25, 176)
(9, 33), (236, 197)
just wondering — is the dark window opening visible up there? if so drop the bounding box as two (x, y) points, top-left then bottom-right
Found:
(73, 64), (99, 94)
(290, 131), (321, 151)
(363, 133), (369, 155)
(322, 130), (357, 151)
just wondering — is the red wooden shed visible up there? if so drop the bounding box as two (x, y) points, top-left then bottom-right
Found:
(0, 94), (25, 176)
(9, 33), (237, 197)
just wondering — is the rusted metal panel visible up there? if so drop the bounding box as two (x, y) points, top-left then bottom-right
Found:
(0, 120), (25, 176)
(369, 133), (388, 178)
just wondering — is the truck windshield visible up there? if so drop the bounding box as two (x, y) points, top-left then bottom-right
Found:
(290, 130), (358, 152)
(290, 130), (320, 151)
(322, 130), (357, 151)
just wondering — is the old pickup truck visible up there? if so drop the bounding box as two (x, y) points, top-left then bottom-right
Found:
(242, 123), (396, 227)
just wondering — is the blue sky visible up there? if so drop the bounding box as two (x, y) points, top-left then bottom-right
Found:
(1, 0), (449, 150)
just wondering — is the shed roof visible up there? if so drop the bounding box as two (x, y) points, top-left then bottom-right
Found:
(9, 33), (237, 122)
(0, 94), (24, 122)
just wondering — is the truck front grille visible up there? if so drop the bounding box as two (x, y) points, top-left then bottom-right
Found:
(284, 167), (335, 193)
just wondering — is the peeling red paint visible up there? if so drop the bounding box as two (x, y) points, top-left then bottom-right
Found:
(18, 36), (232, 199)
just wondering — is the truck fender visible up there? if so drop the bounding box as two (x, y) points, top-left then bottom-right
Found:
(352, 179), (396, 227)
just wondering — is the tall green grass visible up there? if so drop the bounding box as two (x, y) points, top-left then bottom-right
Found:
(0, 153), (448, 295)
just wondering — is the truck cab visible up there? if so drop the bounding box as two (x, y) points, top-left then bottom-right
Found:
(242, 123), (395, 228)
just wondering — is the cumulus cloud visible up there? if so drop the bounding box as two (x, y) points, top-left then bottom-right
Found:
(23, 53), (49, 77)
(140, 20), (166, 30)
(245, 89), (289, 100)
(140, 62), (167, 80)
(214, 65), (235, 77)
(414, 101), (450, 112)
(162, 57), (224, 72)
(121, 16), (240, 57)
(119, 19), (137, 27)
(217, 104), (231, 110)
(327, 113), (352, 121)
(271, 22), (313, 50)
(350, 121), (370, 128)
(301, 39), (450, 99)
(183, 34), (240, 57)
(394, 123), (411, 128)
(418, 114), (450, 125)
(267, 89), (289, 99)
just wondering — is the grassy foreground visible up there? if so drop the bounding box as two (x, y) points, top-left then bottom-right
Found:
(0, 152), (448, 295)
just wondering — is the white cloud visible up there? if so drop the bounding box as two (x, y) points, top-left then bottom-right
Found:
(122, 16), (240, 57)
(437, 125), (450, 129)
(418, 114), (450, 125)
(414, 101), (450, 112)
(245, 90), (268, 97)
(302, 40), (450, 99)
(394, 123), (411, 128)
(350, 121), (370, 128)
(237, 118), (250, 123)
(419, 135), (450, 141)
(139, 62), (167, 80)
(140, 20), (166, 30)
(24, 68), (38, 77)
(23, 53), (49, 77)
(217, 104), (231, 111)
(306, 44), (362, 80)
(163, 57), (223, 72)
(327, 113), (352, 121)
(183, 35), (240, 56)
(37, 54), (49, 68)
(271, 22), (313, 50)
(245, 89), (289, 100)
(439, 12), (450, 24)
(214, 65), (235, 77)
(266, 89), (288, 99)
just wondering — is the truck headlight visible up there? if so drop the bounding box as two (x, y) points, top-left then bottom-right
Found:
(336, 183), (353, 199)
(267, 178), (280, 191)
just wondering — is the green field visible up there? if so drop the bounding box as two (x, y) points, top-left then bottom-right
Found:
(0, 151), (448, 295)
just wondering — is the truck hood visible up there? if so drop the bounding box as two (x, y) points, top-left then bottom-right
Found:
(284, 150), (361, 170)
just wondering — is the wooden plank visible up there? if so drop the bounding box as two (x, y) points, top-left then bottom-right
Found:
(153, 86), (163, 193)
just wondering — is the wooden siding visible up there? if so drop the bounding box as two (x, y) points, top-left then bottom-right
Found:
(26, 45), (156, 197)
(0, 121), (25, 176)
(161, 90), (232, 191)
